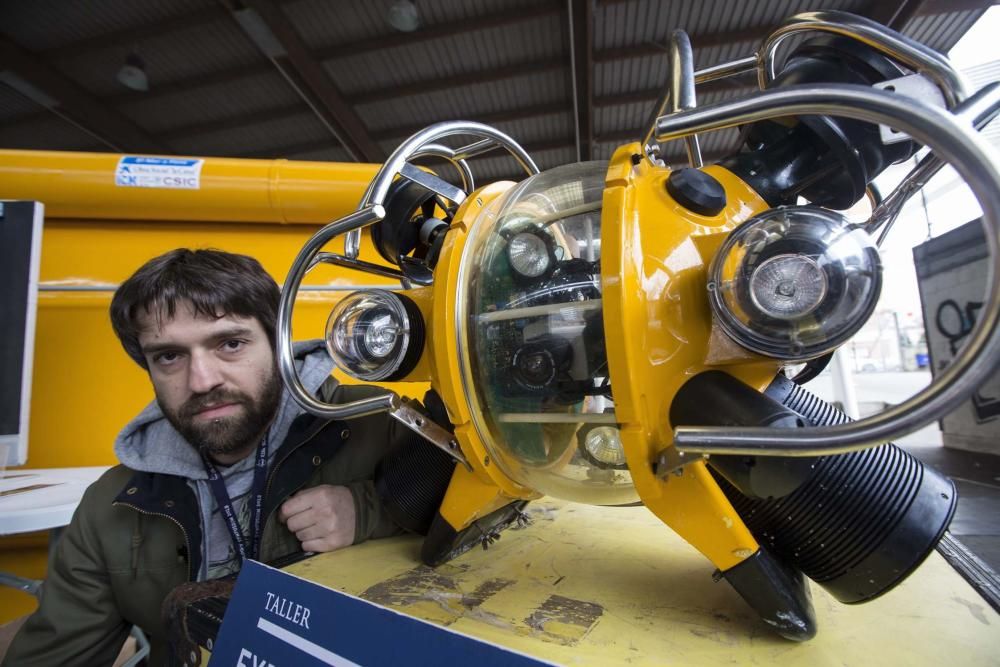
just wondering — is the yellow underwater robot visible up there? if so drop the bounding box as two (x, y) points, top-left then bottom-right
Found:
(277, 11), (1000, 639)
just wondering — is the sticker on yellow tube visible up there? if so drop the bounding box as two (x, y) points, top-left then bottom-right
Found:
(114, 156), (203, 189)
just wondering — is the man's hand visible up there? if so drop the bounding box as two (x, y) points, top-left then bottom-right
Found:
(277, 485), (356, 552)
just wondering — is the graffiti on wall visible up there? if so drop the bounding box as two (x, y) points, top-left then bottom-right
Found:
(934, 298), (1000, 423)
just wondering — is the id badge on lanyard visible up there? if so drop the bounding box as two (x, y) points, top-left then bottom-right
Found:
(202, 433), (269, 564)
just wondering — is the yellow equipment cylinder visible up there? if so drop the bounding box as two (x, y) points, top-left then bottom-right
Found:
(0, 149), (380, 224)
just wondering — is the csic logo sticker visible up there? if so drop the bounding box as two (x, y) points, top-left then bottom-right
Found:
(114, 156), (204, 190)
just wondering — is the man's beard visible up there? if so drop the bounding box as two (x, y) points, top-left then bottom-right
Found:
(160, 368), (283, 461)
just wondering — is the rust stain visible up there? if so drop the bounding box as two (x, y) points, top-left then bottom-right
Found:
(523, 594), (604, 646)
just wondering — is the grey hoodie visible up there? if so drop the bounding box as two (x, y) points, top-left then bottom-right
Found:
(114, 340), (334, 580)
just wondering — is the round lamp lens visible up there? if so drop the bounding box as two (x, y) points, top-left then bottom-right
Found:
(508, 232), (551, 278)
(749, 254), (827, 320)
(584, 426), (626, 467)
(361, 311), (400, 358)
(325, 290), (423, 381)
(708, 206), (882, 360)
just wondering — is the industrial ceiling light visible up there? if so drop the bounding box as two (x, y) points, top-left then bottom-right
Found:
(117, 52), (149, 92)
(387, 0), (420, 32)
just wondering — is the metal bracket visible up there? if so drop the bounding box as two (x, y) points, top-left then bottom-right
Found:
(874, 74), (947, 144)
(399, 162), (467, 206)
(653, 447), (706, 479)
(390, 398), (472, 471)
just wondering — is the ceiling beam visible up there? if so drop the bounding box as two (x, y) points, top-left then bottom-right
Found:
(97, 14), (764, 111)
(0, 37), (166, 153)
(223, 0), (382, 162)
(17, 0), (986, 156)
(568, 0), (594, 161)
(349, 26), (765, 109)
(97, 0), (977, 111)
(88, 0), (995, 113)
(594, 0), (988, 65)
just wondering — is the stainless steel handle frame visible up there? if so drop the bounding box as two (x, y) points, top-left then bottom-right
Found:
(642, 10), (970, 171)
(869, 83), (1000, 245)
(654, 83), (1000, 457)
(759, 10), (970, 108)
(757, 10), (977, 250)
(277, 122), (536, 456)
(278, 205), (393, 420)
(277, 203), (471, 465)
(643, 30), (703, 167)
(344, 121), (539, 259)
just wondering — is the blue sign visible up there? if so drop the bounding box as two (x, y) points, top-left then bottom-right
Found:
(209, 560), (554, 667)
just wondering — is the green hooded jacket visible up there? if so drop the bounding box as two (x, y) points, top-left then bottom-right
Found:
(3, 379), (407, 667)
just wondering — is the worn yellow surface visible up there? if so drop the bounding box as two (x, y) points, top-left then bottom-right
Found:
(288, 499), (999, 666)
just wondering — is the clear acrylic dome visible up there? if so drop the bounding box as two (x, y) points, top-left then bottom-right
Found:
(455, 161), (639, 505)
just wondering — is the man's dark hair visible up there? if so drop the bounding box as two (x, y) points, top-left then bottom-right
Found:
(110, 248), (280, 369)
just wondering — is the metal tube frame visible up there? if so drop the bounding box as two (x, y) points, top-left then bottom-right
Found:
(643, 30), (703, 167)
(652, 83), (1000, 457)
(758, 10), (970, 108)
(756, 10), (975, 241)
(278, 122), (537, 459)
(870, 82), (1000, 245)
(345, 122), (538, 259)
(644, 10), (973, 236)
(634, 11), (997, 459)
(280, 13), (991, 462)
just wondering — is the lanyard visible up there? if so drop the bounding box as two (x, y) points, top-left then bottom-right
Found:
(201, 433), (269, 564)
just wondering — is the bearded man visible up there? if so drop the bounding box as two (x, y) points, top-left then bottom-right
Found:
(4, 248), (406, 666)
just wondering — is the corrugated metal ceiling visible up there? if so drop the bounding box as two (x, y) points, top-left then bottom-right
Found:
(0, 0), (992, 180)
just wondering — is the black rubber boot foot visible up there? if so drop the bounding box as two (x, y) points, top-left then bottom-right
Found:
(720, 546), (817, 641)
(421, 501), (530, 567)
